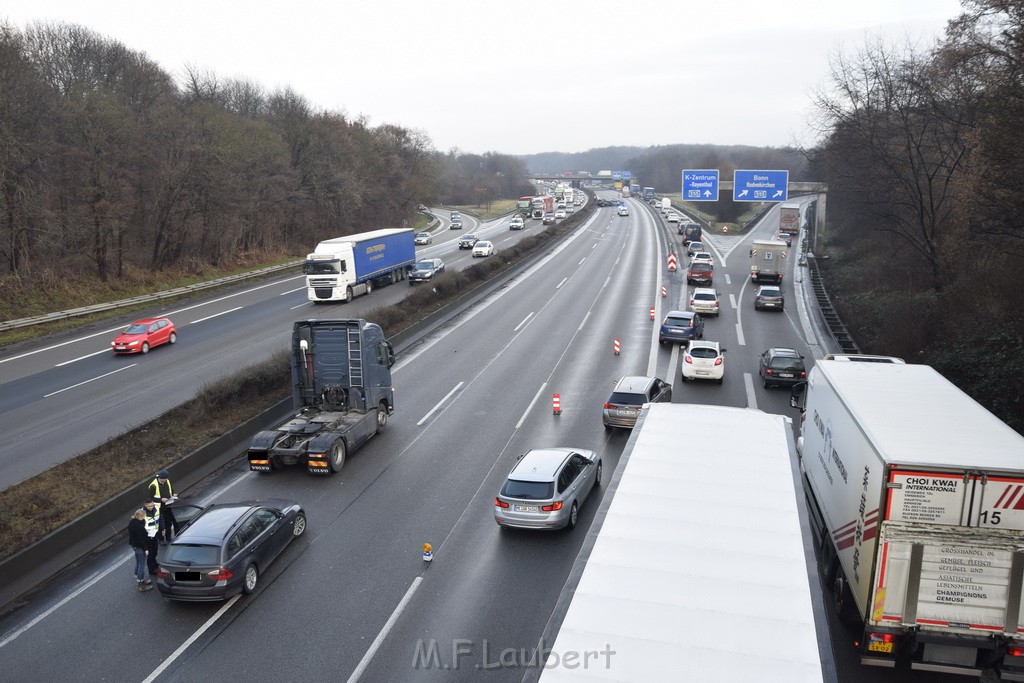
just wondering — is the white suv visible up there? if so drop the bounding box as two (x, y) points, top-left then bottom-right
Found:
(681, 340), (726, 384)
(690, 287), (720, 316)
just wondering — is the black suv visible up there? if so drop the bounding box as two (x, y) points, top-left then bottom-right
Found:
(758, 347), (807, 389)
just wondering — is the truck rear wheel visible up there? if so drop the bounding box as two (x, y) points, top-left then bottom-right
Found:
(366, 280), (372, 295)
(832, 565), (861, 625)
(375, 404), (388, 434)
(329, 441), (346, 473)
(345, 286), (353, 302)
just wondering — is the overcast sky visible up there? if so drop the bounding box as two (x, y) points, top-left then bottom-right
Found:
(3, 1), (964, 155)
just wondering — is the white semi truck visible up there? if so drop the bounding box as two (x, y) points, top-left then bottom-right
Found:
(791, 358), (1024, 679)
(540, 403), (835, 682)
(303, 228), (416, 303)
(779, 202), (802, 235)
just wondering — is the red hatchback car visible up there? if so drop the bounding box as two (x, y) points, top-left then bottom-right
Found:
(111, 318), (177, 354)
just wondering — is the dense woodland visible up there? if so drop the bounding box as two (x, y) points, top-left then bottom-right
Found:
(0, 21), (531, 290)
(807, 0), (1024, 431)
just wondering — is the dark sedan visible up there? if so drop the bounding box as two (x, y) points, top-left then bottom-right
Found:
(409, 258), (445, 283)
(758, 347), (807, 389)
(658, 310), (704, 345)
(754, 286), (785, 311)
(156, 499), (306, 602)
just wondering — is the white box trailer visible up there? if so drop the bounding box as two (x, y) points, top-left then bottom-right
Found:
(540, 403), (835, 682)
(792, 359), (1024, 678)
(750, 239), (788, 284)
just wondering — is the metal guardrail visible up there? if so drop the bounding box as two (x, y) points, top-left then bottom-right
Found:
(800, 208), (861, 355)
(0, 261), (303, 332)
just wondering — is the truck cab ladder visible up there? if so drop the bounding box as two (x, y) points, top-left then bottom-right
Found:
(347, 323), (364, 390)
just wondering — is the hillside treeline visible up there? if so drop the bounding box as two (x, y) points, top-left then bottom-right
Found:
(0, 21), (530, 289)
(808, 0), (1024, 431)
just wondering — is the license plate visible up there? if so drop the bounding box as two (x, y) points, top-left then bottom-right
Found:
(616, 409), (637, 417)
(115, 346), (127, 351)
(696, 370), (710, 375)
(778, 372), (794, 378)
(175, 571), (202, 581)
(867, 641), (893, 654)
(513, 505), (538, 513)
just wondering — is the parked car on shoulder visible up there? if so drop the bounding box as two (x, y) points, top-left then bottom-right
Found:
(458, 234), (479, 249)
(754, 285), (785, 311)
(601, 376), (673, 429)
(659, 310), (704, 344)
(758, 347), (807, 389)
(409, 258), (445, 283)
(493, 448), (602, 531)
(112, 318), (177, 355)
(156, 499), (306, 602)
(472, 240), (494, 257)
(681, 340), (726, 384)
(689, 287), (720, 316)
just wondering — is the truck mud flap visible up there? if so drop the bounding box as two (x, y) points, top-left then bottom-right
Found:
(248, 450), (272, 472)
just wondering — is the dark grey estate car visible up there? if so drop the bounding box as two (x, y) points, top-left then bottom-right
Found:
(602, 376), (673, 429)
(156, 499), (306, 602)
(408, 258), (445, 283)
(758, 347), (807, 389)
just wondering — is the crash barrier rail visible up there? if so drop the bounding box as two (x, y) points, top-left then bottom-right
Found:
(0, 209), (592, 614)
(800, 206), (861, 354)
(0, 261), (303, 333)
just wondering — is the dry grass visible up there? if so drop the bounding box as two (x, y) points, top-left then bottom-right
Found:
(0, 207), (590, 562)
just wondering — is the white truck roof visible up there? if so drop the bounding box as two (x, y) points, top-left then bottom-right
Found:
(313, 228), (410, 250)
(814, 361), (1024, 471)
(541, 404), (830, 682)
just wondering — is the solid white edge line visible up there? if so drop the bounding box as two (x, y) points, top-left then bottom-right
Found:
(346, 577), (423, 683)
(416, 382), (464, 426)
(43, 364), (137, 398)
(516, 382), (548, 430)
(190, 306), (242, 324)
(744, 372), (758, 410)
(141, 594), (241, 683)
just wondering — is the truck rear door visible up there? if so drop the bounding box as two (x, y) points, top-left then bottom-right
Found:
(871, 469), (1024, 636)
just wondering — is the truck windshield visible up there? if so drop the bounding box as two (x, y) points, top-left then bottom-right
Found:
(304, 259), (342, 275)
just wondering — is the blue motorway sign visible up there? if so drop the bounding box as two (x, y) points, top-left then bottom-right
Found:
(622, 171), (631, 180)
(682, 169), (719, 202)
(733, 170), (789, 202)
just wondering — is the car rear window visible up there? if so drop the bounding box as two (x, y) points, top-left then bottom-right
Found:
(760, 289), (781, 297)
(693, 293), (716, 301)
(608, 391), (646, 406)
(689, 347), (719, 359)
(501, 479), (554, 500)
(771, 357), (805, 371)
(689, 264), (712, 272)
(165, 544), (220, 565)
(665, 316), (692, 327)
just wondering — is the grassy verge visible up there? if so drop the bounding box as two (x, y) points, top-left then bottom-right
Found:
(0, 205), (591, 562)
(452, 199), (517, 220)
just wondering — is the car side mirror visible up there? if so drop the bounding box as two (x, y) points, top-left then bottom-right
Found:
(720, 348), (727, 353)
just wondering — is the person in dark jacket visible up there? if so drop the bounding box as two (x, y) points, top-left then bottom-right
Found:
(142, 500), (161, 577)
(128, 509), (153, 592)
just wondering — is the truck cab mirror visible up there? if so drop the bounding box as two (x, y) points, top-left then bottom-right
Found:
(379, 341), (395, 368)
(790, 382), (806, 411)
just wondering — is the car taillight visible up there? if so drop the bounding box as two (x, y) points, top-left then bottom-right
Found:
(800, 371), (807, 378)
(684, 355), (693, 364)
(714, 300), (719, 308)
(765, 369), (774, 376)
(603, 402), (613, 409)
(494, 497), (509, 509)
(156, 567), (169, 579)
(714, 357), (723, 366)
(689, 299), (694, 307)
(208, 567), (233, 581)
(542, 501), (563, 512)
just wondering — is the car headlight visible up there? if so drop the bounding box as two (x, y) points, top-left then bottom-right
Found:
(128, 340), (140, 347)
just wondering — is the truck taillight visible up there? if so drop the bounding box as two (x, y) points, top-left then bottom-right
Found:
(208, 567), (233, 581)
(493, 497), (509, 509)
(1009, 646), (1024, 657)
(542, 501), (563, 512)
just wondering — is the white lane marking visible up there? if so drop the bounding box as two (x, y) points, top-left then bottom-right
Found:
(280, 286), (307, 295)
(43, 364), (137, 398)
(417, 382), (464, 426)
(290, 302), (309, 310)
(55, 348), (111, 366)
(346, 577), (423, 683)
(735, 321), (745, 346)
(579, 258), (586, 265)
(744, 373), (758, 409)
(729, 294), (737, 310)
(0, 275), (304, 366)
(190, 306), (242, 324)
(141, 595), (241, 683)
(0, 557), (126, 649)
(513, 312), (534, 332)
(555, 277), (567, 289)
(517, 382), (548, 430)
(725, 274), (732, 285)
(578, 311), (591, 331)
